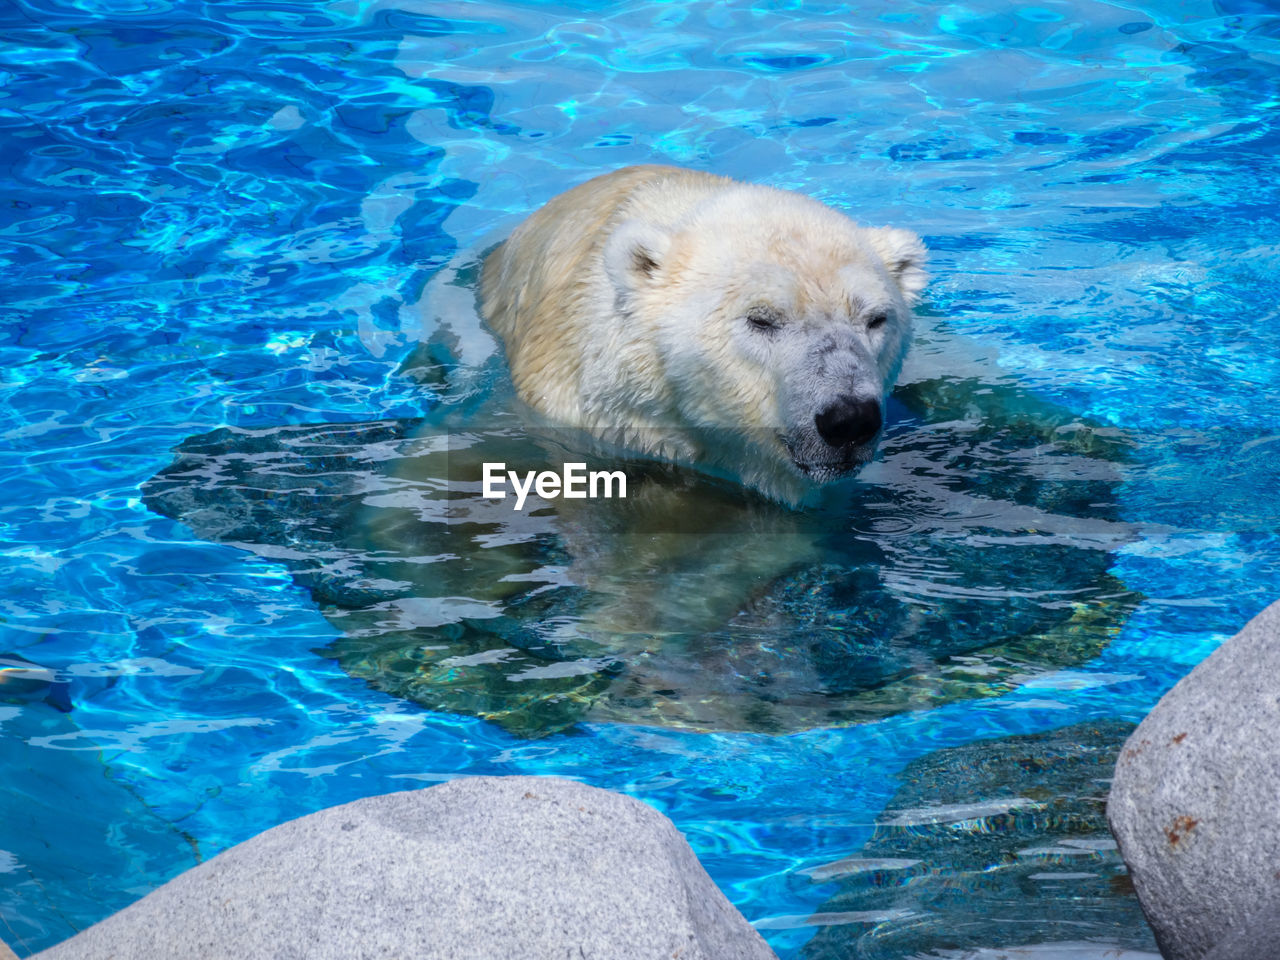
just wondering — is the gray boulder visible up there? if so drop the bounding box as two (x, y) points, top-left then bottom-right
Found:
(35, 775), (778, 960)
(1200, 890), (1280, 960)
(1108, 599), (1280, 960)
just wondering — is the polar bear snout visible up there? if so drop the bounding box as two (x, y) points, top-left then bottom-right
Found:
(814, 395), (882, 449)
(782, 391), (883, 481)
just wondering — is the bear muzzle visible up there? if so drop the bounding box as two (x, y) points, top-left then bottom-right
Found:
(781, 395), (883, 482)
(814, 395), (882, 449)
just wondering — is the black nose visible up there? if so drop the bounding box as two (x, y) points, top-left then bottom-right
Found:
(815, 396), (882, 448)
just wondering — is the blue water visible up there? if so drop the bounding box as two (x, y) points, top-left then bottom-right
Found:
(3, 0), (1280, 957)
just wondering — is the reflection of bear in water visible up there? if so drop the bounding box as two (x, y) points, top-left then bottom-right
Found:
(143, 168), (1140, 737)
(480, 165), (927, 503)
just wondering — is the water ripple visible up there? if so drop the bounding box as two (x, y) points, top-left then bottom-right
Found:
(3, 0), (1280, 956)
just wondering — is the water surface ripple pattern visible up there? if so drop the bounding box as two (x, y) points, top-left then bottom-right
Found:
(2, 0), (1279, 957)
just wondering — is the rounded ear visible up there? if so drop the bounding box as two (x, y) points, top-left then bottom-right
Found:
(603, 219), (671, 296)
(868, 227), (928, 303)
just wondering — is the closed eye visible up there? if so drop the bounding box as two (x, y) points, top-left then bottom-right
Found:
(866, 311), (889, 330)
(746, 306), (782, 332)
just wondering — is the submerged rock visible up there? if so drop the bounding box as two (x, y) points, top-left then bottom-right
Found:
(802, 720), (1157, 959)
(143, 377), (1139, 736)
(899, 946), (1159, 959)
(1108, 599), (1280, 960)
(34, 776), (778, 960)
(0, 653), (71, 713)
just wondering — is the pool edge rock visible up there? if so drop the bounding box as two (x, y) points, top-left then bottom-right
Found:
(1108, 599), (1280, 960)
(33, 775), (778, 960)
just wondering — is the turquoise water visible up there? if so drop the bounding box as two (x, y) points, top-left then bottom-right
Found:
(3, 0), (1280, 957)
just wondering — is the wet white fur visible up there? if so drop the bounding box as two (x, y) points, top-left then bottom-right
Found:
(479, 165), (927, 500)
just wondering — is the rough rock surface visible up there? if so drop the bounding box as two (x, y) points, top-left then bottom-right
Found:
(1108, 600), (1280, 960)
(1200, 890), (1280, 960)
(35, 775), (777, 960)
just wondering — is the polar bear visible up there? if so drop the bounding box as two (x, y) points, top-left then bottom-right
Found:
(478, 165), (928, 501)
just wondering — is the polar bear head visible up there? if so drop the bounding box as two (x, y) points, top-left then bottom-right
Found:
(600, 183), (927, 494)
